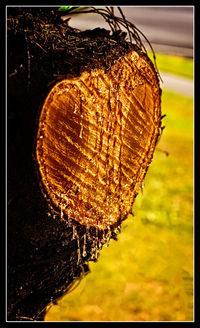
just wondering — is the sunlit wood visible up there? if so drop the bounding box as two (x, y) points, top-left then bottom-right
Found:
(36, 49), (161, 230)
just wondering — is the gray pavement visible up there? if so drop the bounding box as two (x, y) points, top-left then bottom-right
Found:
(159, 71), (193, 97)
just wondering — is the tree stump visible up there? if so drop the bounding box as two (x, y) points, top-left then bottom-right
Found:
(7, 7), (162, 321)
(36, 50), (161, 231)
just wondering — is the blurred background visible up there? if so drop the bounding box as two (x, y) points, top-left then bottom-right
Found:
(45, 6), (194, 322)
(66, 6), (193, 57)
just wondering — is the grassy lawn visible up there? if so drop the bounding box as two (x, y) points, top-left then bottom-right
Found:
(45, 56), (193, 322)
(149, 52), (193, 80)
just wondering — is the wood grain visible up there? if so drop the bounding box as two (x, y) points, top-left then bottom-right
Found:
(36, 49), (161, 230)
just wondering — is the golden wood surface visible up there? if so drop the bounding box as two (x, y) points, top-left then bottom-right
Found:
(36, 50), (161, 230)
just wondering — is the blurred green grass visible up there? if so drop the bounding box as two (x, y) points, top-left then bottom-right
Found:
(45, 55), (193, 322)
(149, 52), (193, 80)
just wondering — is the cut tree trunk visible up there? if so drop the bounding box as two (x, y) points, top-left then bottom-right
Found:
(7, 7), (162, 321)
(36, 50), (161, 231)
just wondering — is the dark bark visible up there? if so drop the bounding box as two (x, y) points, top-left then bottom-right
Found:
(7, 8), (134, 321)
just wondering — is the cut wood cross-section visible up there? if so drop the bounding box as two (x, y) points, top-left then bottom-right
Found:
(36, 48), (161, 231)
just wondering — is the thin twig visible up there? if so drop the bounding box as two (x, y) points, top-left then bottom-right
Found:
(60, 6), (162, 81)
(117, 7), (132, 43)
(156, 148), (169, 156)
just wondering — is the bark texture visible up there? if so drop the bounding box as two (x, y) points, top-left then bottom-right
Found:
(7, 7), (161, 321)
